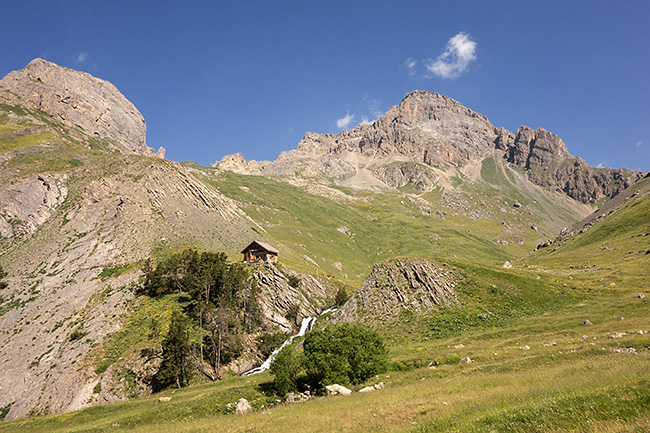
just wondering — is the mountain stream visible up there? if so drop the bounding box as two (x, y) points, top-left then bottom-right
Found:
(242, 306), (337, 376)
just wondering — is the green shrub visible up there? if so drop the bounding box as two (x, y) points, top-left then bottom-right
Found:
(287, 275), (302, 289)
(270, 344), (303, 396)
(68, 328), (88, 342)
(0, 402), (12, 420)
(285, 303), (300, 325)
(335, 286), (349, 306)
(0, 265), (7, 290)
(303, 323), (388, 386)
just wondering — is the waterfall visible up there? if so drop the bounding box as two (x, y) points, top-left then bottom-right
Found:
(242, 306), (337, 376)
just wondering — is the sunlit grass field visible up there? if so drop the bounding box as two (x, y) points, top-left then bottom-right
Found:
(3, 276), (648, 433)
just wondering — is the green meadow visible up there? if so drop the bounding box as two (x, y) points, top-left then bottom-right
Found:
(3, 256), (648, 432)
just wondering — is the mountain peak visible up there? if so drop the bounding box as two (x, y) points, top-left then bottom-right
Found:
(0, 58), (163, 158)
(214, 90), (643, 203)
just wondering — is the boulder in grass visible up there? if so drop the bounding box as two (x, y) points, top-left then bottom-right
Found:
(235, 398), (253, 414)
(459, 357), (472, 365)
(325, 384), (352, 396)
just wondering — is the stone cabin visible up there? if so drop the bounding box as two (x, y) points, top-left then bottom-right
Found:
(241, 241), (279, 263)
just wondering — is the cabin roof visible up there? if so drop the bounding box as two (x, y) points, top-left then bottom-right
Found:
(241, 240), (279, 254)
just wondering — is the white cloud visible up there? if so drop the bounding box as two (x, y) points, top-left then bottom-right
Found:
(405, 57), (417, 76)
(426, 32), (477, 79)
(75, 52), (89, 63)
(336, 113), (355, 129)
(596, 160), (608, 168)
(636, 140), (643, 147)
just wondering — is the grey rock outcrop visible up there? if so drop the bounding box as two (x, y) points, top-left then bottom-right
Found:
(325, 384), (352, 396)
(335, 257), (458, 323)
(508, 126), (570, 169)
(0, 174), (67, 238)
(0, 58), (162, 157)
(254, 263), (332, 332)
(212, 152), (267, 173)
(372, 162), (439, 192)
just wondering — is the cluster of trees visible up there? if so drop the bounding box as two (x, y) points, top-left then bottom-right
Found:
(270, 323), (388, 396)
(139, 249), (263, 389)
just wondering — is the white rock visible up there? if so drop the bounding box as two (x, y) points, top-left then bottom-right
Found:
(325, 384), (352, 396)
(359, 386), (375, 393)
(158, 396), (171, 402)
(235, 398), (253, 414)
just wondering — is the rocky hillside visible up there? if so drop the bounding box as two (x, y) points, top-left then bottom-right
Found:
(214, 91), (643, 203)
(0, 62), (297, 418)
(0, 58), (163, 157)
(0, 155), (262, 418)
(334, 257), (458, 323)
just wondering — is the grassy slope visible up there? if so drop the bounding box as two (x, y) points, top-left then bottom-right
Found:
(519, 175), (650, 291)
(187, 155), (588, 287)
(3, 279), (648, 432)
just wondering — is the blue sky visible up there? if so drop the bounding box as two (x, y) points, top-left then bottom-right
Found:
(1, 1), (648, 172)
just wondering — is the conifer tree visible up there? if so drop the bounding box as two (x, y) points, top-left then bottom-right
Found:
(157, 310), (191, 389)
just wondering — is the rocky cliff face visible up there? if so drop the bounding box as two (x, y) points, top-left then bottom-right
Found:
(254, 263), (333, 332)
(289, 91), (500, 167)
(214, 91), (644, 203)
(0, 174), (68, 238)
(505, 125), (643, 203)
(334, 257), (458, 323)
(0, 58), (163, 157)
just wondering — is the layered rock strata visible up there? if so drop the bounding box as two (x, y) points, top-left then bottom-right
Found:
(335, 257), (458, 323)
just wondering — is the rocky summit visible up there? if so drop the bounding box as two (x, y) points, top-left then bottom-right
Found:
(0, 58), (163, 157)
(214, 90), (643, 203)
